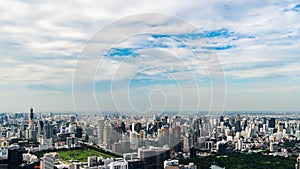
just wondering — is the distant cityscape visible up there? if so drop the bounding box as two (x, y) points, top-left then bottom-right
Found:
(1, 0), (300, 169)
(0, 108), (300, 169)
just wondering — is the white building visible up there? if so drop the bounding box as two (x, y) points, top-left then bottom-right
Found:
(236, 138), (243, 151)
(23, 153), (38, 163)
(41, 153), (54, 169)
(98, 119), (105, 145)
(164, 159), (179, 168)
(129, 131), (139, 150)
(164, 159), (197, 169)
(108, 159), (128, 169)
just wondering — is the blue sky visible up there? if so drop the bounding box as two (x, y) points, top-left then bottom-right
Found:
(1, 0), (300, 112)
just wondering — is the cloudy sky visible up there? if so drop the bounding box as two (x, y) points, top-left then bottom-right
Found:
(1, 0), (300, 113)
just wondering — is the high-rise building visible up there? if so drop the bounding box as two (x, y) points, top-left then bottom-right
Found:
(127, 159), (143, 169)
(262, 117), (267, 124)
(236, 138), (243, 151)
(103, 124), (112, 147)
(26, 127), (37, 141)
(217, 141), (226, 153)
(37, 120), (44, 142)
(70, 116), (76, 123)
(247, 128), (254, 139)
(37, 120), (44, 135)
(134, 122), (142, 133)
(269, 118), (276, 128)
(8, 148), (23, 169)
(160, 126), (169, 146)
(29, 107), (34, 126)
(88, 156), (97, 167)
(97, 119), (105, 145)
(278, 122), (284, 132)
(270, 142), (278, 152)
(122, 140), (131, 153)
(235, 115), (242, 133)
(75, 125), (83, 138)
(26, 107), (36, 141)
(138, 147), (170, 169)
(44, 122), (53, 139)
(183, 134), (193, 153)
(41, 154), (54, 169)
(108, 159), (128, 169)
(130, 131), (139, 150)
(112, 142), (122, 153)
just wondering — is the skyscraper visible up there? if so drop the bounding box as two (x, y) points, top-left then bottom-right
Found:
(97, 119), (105, 145)
(29, 107), (34, 126)
(174, 126), (181, 151)
(103, 124), (112, 147)
(37, 120), (44, 136)
(26, 107), (37, 141)
(8, 148), (23, 169)
(269, 118), (276, 128)
(44, 122), (53, 139)
(236, 138), (243, 151)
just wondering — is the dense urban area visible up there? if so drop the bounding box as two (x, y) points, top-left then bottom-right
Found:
(1, 108), (300, 169)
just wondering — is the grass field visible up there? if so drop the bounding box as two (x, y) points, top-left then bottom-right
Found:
(58, 149), (116, 163)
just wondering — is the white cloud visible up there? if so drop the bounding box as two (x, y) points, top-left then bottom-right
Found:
(1, 0), (300, 111)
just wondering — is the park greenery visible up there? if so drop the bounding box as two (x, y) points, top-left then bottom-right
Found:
(31, 146), (120, 164)
(58, 149), (117, 162)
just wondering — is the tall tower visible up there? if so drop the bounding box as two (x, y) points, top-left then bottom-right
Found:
(97, 119), (105, 145)
(29, 107), (34, 126)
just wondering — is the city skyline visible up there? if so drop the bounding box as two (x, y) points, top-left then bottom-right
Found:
(1, 0), (300, 112)
(1, 106), (300, 169)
